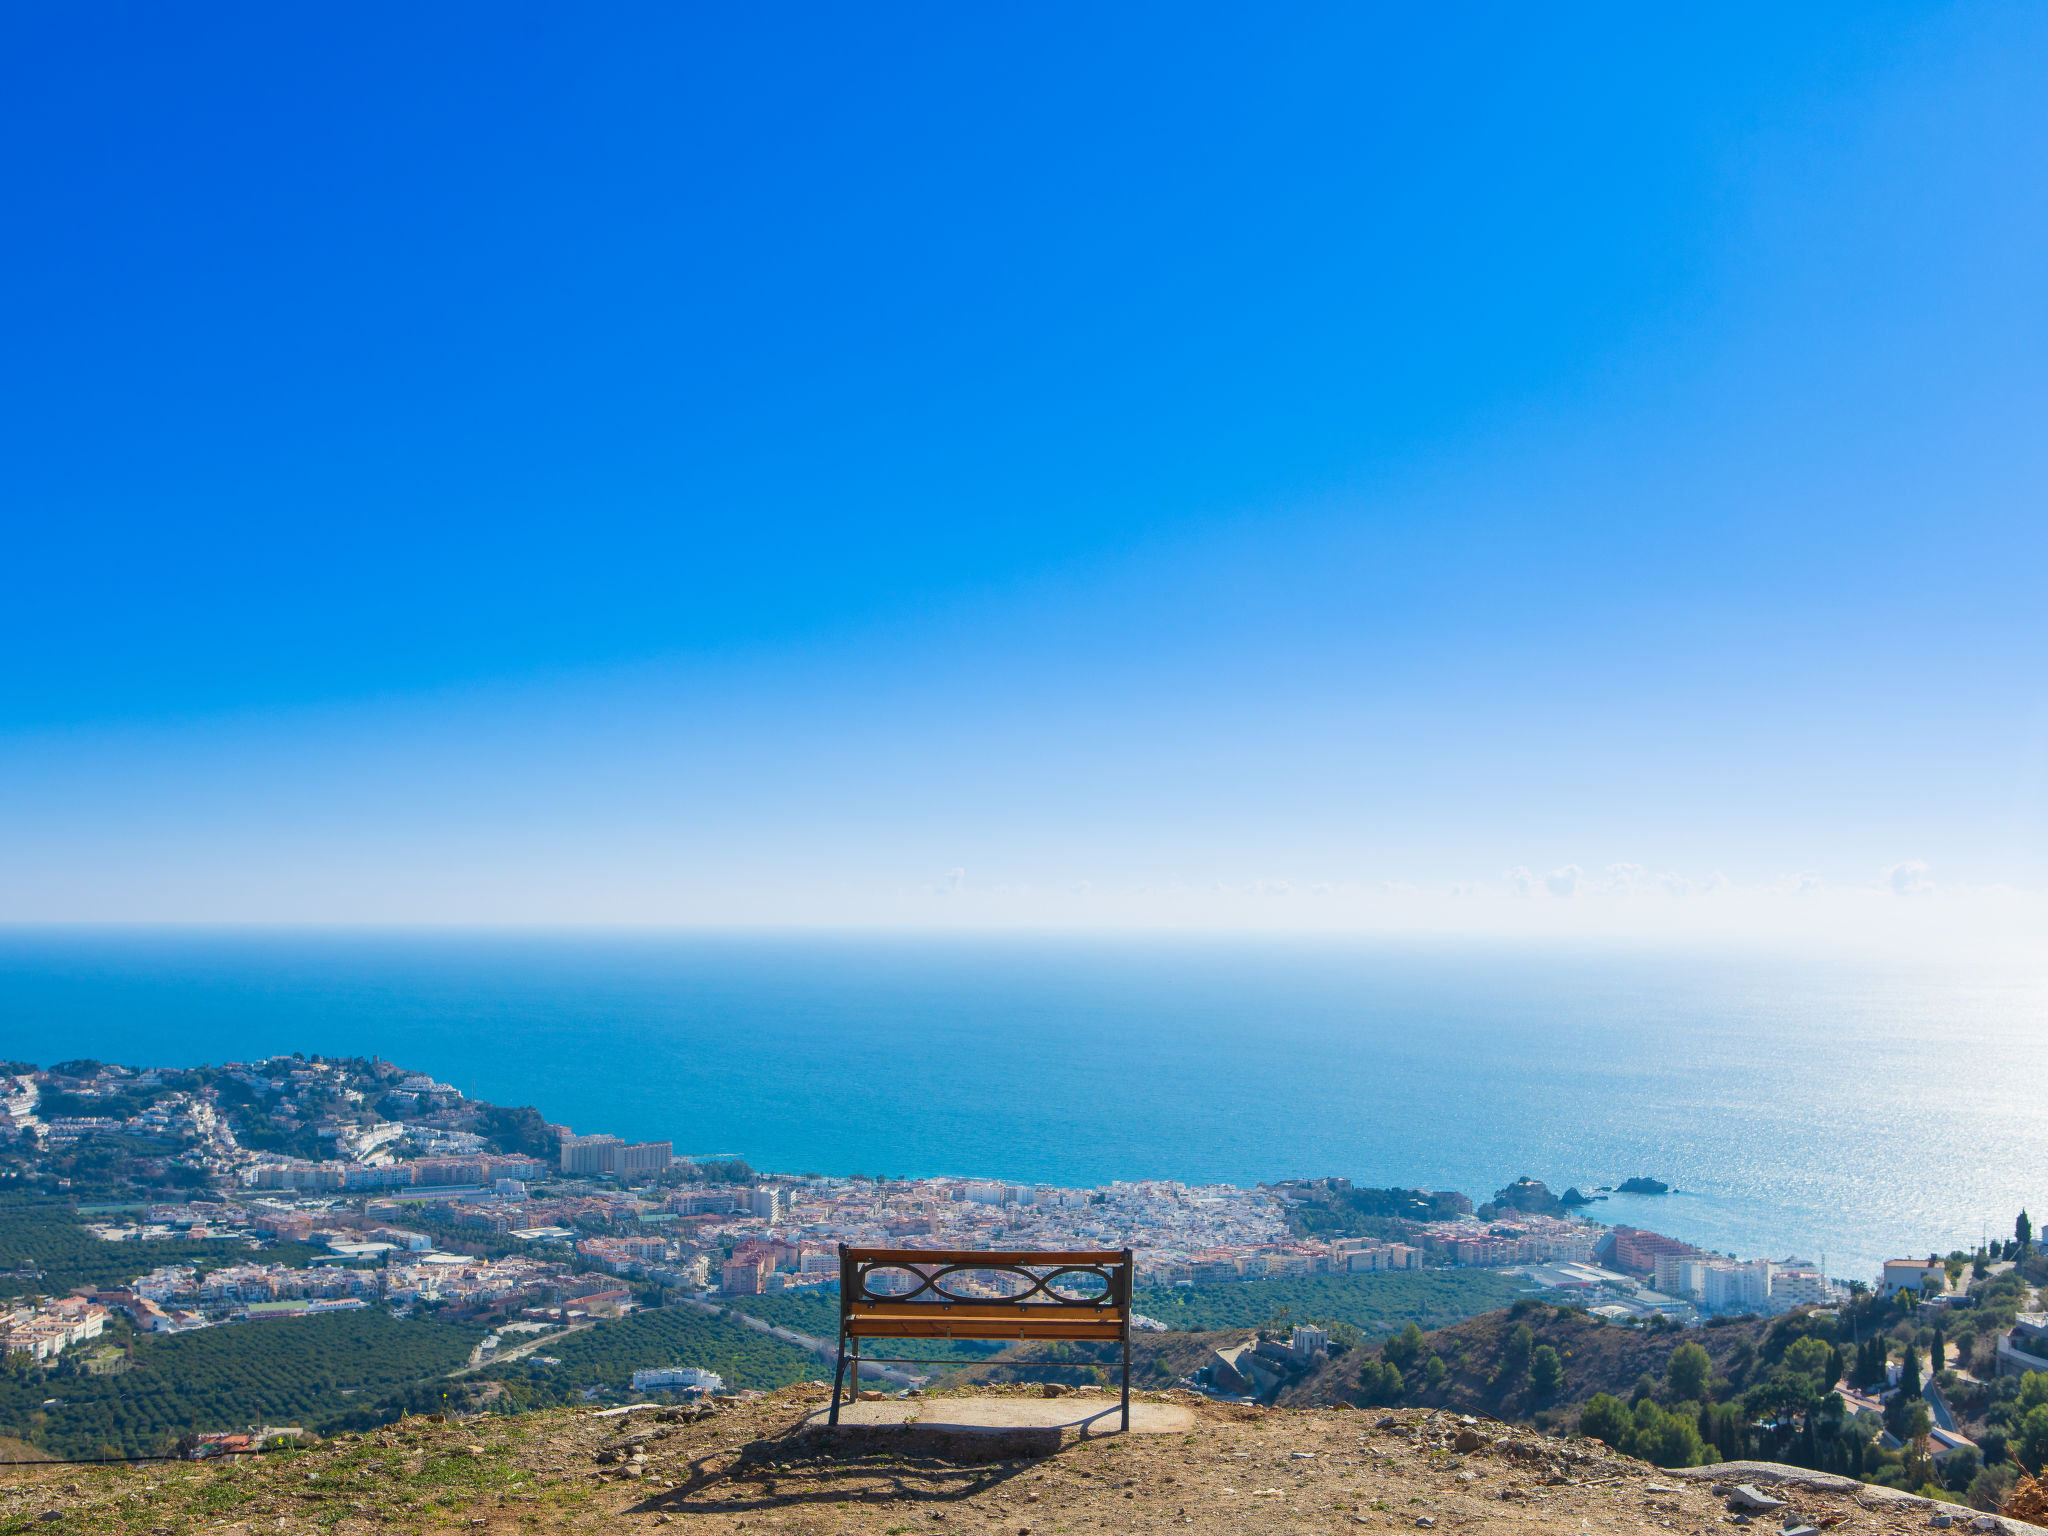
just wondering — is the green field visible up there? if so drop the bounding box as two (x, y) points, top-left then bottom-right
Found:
(1132, 1268), (1529, 1336)
(0, 1308), (486, 1460)
(491, 1305), (824, 1394)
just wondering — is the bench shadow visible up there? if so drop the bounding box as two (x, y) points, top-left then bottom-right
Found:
(626, 1415), (1066, 1518)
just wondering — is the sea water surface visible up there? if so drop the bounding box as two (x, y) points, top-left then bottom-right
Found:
(1, 930), (2043, 1283)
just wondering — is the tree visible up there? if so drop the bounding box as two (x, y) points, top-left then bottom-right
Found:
(1933, 1331), (1946, 1374)
(1580, 1393), (1631, 1449)
(1631, 1398), (1707, 1467)
(1501, 1323), (1535, 1385)
(1384, 1323), (1425, 1372)
(2023, 1404), (2048, 1475)
(1531, 1345), (1564, 1397)
(1424, 1354), (1448, 1390)
(1354, 1359), (1405, 1406)
(1898, 1343), (1922, 1401)
(1783, 1336), (1833, 1385)
(1968, 1463), (2019, 1513)
(2020, 1211), (2034, 1250)
(1906, 1401), (1933, 1449)
(1943, 1446), (1982, 1493)
(1667, 1342), (1712, 1403)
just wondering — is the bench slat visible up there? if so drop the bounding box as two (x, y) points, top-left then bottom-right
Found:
(847, 1318), (1126, 1341)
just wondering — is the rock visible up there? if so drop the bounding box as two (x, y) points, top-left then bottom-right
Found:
(1453, 1429), (1484, 1453)
(1783, 1526), (1818, 1536)
(1041, 1384), (1068, 1398)
(1415, 1518), (1436, 1529)
(1971, 1521), (2000, 1534)
(858, 1391), (885, 1401)
(1928, 1518), (1954, 1529)
(1728, 1486), (1789, 1514)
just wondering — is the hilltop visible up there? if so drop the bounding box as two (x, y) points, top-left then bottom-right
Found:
(0, 1393), (2032, 1536)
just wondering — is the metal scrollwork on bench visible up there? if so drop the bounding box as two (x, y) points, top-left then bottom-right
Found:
(851, 1258), (1117, 1308)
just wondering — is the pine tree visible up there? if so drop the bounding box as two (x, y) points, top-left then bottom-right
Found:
(2020, 1211), (2034, 1250)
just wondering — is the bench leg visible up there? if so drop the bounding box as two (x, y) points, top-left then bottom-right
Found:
(830, 1329), (847, 1426)
(1121, 1328), (1131, 1432)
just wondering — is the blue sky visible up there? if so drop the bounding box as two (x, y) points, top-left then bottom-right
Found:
(3, 4), (2046, 946)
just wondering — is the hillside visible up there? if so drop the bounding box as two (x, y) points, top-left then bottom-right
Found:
(1282, 1298), (1780, 1423)
(0, 1392), (2029, 1536)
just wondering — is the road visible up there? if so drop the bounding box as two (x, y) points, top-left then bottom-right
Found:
(449, 1320), (594, 1377)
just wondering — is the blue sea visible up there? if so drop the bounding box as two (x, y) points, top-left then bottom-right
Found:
(1, 931), (2043, 1284)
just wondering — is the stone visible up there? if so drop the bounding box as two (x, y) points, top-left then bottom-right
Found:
(1929, 1518), (1955, 1529)
(1728, 1486), (1789, 1514)
(1453, 1429), (1484, 1453)
(1042, 1384), (1068, 1399)
(1415, 1518), (1436, 1529)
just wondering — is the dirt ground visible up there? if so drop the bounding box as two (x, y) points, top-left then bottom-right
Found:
(0, 1391), (2037, 1536)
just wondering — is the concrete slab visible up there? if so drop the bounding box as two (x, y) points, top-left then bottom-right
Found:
(806, 1395), (1196, 1436)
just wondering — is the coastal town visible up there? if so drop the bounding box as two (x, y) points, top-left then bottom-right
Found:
(2, 1054), (1858, 1339)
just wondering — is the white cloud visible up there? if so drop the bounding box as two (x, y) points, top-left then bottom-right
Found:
(1507, 866), (1537, 897)
(1887, 860), (1932, 896)
(936, 867), (966, 897)
(1545, 864), (1582, 898)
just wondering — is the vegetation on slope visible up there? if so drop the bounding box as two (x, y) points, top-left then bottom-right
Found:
(0, 1308), (485, 1459)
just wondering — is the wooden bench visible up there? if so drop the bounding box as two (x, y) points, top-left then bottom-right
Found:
(830, 1245), (1136, 1429)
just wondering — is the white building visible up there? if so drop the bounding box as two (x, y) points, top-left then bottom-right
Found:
(1701, 1259), (1771, 1312)
(1881, 1259), (1946, 1297)
(1767, 1263), (1837, 1309)
(631, 1365), (724, 1393)
(747, 1186), (785, 1221)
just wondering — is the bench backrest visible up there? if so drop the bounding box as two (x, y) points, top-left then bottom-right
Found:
(837, 1246), (1133, 1342)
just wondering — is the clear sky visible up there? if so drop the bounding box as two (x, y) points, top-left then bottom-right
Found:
(3, 4), (2045, 950)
